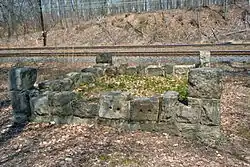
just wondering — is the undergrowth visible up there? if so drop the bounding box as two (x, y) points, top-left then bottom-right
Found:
(75, 74), (188, 100)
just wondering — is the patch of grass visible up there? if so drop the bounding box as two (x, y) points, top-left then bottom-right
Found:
(75, 74), (188, 100)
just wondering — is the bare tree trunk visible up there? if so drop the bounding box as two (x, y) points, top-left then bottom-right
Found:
(38, 0), (47, 46)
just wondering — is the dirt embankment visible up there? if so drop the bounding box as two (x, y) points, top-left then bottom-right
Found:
(0, 3), (250, 47)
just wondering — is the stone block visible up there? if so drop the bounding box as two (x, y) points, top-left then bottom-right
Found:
(130, 97), (160, 121)
(136, 121), (157, 132)
(96, 53), (112, 64)
(156, 121), (180, 136)
(81, 67), (104, 77)
(51, 115), (73, 124)
(73, 98), (99, 118)
(199, 51), (211, 67)
(197, 125), (221, 142)
(9, 67), (37, 91)
(48, 91), (75, 107)
(188, 68), (223, 99)
(99, 91), (131, 119)
(188, 97), (220, 126)
(174, 64), (195, 75)
(137, 64), (147, 76)
(71, 117), (96, 125)
(10, 90), (31, 115)
(104, 66), (118, 76)
(145, 65), (164, 76)
(97, 118), (130, 130)
(78, 72), (96, 84)
(125, 66), (138, 75)
(177, 123), (200, 138)
(175, 105), (200, 124)
(51, 104), (74, 116)
(160, 91), (180, 121)
(12, 113), (29, 124)
(38, 78), (73, 91)
(30, 115), (52, 123)
(93, 63), (110, 70)
(117, 63), (128, 75)
(30, 94), (50, 116)
(162, 63), (174, 75)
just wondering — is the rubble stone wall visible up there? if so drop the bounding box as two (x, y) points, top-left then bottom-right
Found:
(9, 51), (223, 142)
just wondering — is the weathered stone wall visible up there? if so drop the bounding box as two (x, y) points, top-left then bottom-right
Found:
(9, 52), (223, 142)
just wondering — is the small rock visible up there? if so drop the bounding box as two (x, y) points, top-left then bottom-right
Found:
(173, 143), (178, 147)
(65, 157), (73, 162)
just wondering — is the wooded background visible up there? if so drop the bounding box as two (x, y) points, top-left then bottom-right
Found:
(0, 0), (246, 39)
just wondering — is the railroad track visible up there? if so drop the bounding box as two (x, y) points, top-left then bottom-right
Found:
(0, 44), (249, 60)
(0, 50), (249, 58)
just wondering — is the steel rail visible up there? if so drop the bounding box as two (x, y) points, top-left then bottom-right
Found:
(0, 43), (250, 51)
(0, 50), (249, 58)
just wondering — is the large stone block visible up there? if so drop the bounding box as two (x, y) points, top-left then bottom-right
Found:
(38, 78), (73, 91)
(73, 98), (99, 118)
(125, 66), (138, 75)
(66, 72), (95, 87)
(30, 94), (50, 116)
(137, 64), (147, 76)
(99, 91), (131, 119)
(188, 97), (220, 126)
(160, 91), (180, 121)
(174, 64), (195, 75)
(81, 67), (104, 77)
(9, 67), (37, 91)
(96, 53), (112, 64)
(104, 66), (118, 76)
(48, 91), (75, 106)
(130, 97), (160, 121)
(51, 104), (74, 116)
(117, 63), (128, 75)
(188, 68), (223, 99)
(10, 90), (31, 115)
(10, 90), (31, 123)
(51, 115), (73, 124)
(162, 63), (174, 75)
(12, 113), (29, 124)
(78, 72), (96, 84)
(177, 123), (200, 138)
(175, 105), (200, 124)
(41, 91), (75, 116)
(145, 65), (164, 76)
(199, 51), (211, 67)
(197, 125), (221, 142)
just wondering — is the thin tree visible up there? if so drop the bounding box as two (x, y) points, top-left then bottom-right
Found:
(38, 0), (47, 46)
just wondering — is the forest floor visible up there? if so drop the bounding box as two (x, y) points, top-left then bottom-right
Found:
(0, 62), (249, 167)
(0, 3), (250, 47)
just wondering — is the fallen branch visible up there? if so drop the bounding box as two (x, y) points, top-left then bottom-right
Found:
(126, 21), (144, 37)
(223, 29), (249, 36)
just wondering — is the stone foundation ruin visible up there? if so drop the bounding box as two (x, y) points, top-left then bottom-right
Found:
(9, 51), (223, 142)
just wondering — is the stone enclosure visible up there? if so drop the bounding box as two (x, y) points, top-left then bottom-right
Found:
(9, 51), (223, 141)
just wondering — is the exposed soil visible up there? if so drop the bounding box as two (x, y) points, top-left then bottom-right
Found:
(0, 62), (249, 166)
(0, 3), (250, 47)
